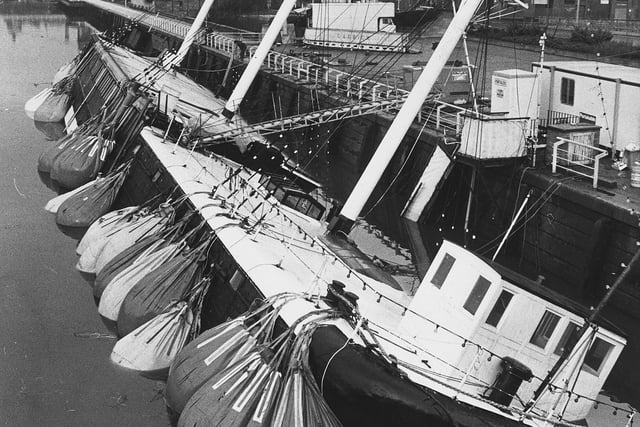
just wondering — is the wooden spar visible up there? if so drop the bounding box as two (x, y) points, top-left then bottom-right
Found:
(162, 0), (216, 69)
(329, 0), (485, 234)
(222, 0), (297, 119)
(525, 245), (640, 412)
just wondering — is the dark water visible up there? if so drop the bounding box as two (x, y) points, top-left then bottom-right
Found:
(0, 3), (168, 426)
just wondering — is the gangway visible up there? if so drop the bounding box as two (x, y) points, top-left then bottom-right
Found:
(196, 97), (407, 145)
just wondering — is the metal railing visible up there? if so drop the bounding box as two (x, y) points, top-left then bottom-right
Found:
(430, 101), (478, 134)
(85, 0), (448, 130)
(263, 49), (409, 99)
(551, 136), (608, 188)
(85, 0), (540, 152)
(536, 110), (582, 129)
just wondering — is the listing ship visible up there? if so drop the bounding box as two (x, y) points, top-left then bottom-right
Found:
(28, 0), (640, 425)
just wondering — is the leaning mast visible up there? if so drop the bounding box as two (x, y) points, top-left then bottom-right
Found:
(329, 0), (486, 234)
(222, 0), (298, 120)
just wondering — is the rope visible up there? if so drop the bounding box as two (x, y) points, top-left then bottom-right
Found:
(160, 130), (638, 422)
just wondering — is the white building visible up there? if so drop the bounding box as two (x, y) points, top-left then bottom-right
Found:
(532, 60), (640, 153)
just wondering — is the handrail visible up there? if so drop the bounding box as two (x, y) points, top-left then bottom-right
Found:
(551, 137), (607, 189)
(85, 0), (543, 139)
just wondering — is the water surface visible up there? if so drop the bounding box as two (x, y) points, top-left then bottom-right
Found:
(0, 3), (168, 425)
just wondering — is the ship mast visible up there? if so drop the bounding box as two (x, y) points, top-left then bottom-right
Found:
(329, 0), (486, 234)
(222, 0), (298, 120)
(162, 0), (217, 69)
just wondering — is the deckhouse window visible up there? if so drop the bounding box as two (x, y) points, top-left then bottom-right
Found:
(430, 253), (455, 289)
(530, 310), (560, 349)
(560, 77), (575, 106)
(485, 290), (513, 327)
(463, 276), (491, 315)
(554, 322), (580, 356)
(583, 338), (614, 375)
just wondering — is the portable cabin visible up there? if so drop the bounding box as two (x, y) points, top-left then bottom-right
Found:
(490, 69), (539, 121)
(400, 240), (626, 421)
(532, 61), (640, 153)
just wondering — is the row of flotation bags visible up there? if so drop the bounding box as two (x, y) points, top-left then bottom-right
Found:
(43, 173), (345, 425)
(45, 160), (131, 228)
(37, 79), (145, 191)
(24, 54), (81, 122)
(38, 115), (115, 190)
(166, 296), (344, 427)
(46, 189), (208, 365)
(35, 46), (345, 426)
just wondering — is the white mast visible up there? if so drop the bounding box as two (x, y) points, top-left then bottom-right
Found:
(330, 0), (485, 233)
(222, 0), (297, 120)
(162, 0), (217, 69)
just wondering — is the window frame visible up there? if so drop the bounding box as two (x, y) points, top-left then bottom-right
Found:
(484, 289), (514, 327)
(463, 275), (492, 315)
(582, 337), (614, 376)
(560, 77), (575, 106)
(529, 310), (561, 350)
(554, 321), (580, 356)
(430, 253), (456, 289)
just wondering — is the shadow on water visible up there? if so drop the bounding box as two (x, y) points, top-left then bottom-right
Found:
(99, 314), (120, 336)
(166, 407), (179, 427)
(139, 367), (170, 382)
(55, 223), (87, 240)
(77, 270), (95, 285)
(37, 170), (60, 192)
(34, 120), (66, 141)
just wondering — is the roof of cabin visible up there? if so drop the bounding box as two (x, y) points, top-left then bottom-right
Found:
(532, 61), (640, 87)
(488, 260), (626, 338)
